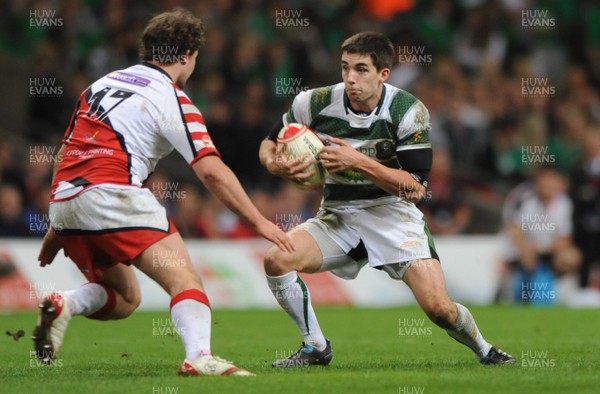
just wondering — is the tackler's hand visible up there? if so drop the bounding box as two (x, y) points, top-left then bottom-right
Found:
(38, 227), (65, 267)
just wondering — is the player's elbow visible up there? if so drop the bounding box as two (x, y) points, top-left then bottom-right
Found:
(193, 154), (224, 184)
(259, 139), (277, 172)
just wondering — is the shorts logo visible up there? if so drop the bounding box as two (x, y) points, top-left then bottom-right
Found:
(400, 241), (422, 248)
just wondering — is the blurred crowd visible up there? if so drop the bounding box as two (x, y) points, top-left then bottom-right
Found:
(0, 0), (598, 291)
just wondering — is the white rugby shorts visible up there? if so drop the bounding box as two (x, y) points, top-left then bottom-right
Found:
(299, 201), (438, 280)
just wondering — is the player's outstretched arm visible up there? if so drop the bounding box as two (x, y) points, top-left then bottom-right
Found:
(193, 154), (295, 253)
(319, 137), (426, 203)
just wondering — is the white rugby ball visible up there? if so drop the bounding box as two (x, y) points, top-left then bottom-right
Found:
(276, 123), (328, 190)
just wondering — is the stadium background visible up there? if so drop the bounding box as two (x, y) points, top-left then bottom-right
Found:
(0, 0), (599, 310)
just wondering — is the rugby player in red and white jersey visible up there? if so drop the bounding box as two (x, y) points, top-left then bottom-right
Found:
(32, 9), (293, 376)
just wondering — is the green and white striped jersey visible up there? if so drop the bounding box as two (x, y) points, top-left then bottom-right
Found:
(282, 82), (431, 207)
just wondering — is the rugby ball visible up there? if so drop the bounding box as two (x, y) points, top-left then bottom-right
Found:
(276, 123), (328, 190)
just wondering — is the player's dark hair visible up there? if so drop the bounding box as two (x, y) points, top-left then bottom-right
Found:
(139, 8), (205, 64)
(341, 32), (394, 71)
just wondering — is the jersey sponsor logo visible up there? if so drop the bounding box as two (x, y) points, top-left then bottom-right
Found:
(107, 72), (151, 87)
(66, 148), (115, 160)
(85, 130), (99, 144)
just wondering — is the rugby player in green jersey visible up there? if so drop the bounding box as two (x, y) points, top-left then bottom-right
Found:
(259, 32), (515, 367)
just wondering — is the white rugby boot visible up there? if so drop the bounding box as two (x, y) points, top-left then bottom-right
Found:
(32, 292), (72, 364)
(178, 355), (255, 376)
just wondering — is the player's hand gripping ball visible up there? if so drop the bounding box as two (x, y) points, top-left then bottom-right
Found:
(276, 123), (328, 190)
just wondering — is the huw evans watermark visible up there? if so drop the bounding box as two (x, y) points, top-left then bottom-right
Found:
(152, 318), (186, 336)
(275, 9), (309, 29)
(398, 46), (432, 66)
(521, 78), (555, 97)
(276, 213), (303, 232)
(275, 78), (309, 97)
(521, 282), (556, 302)
(151, 249), (186, 268)
(521, 213), (556, 232)
(30, 78), (63, 97)
(151, 45), (185, 64)
(274, 350), (309, 367)
(151, 181), (187, 200)
(30, 9), (63, 29)
(522, 10), (555, 29)
(521, 349), (556, 367)
(521, 145), (555, 165)
(398, 318), (432, 336)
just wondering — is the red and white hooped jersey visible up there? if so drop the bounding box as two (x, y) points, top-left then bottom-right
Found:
(52, 63), (219, 201)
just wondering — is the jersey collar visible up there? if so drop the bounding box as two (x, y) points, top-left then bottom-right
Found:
(344, 83), (386, 116)
(141, 62), (173, 81)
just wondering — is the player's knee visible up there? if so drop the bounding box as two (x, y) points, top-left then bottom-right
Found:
(119, 288), (141, 318)
(424, 301), (456, 329)
(264, 246), (295, 276)
(129, 292), (142, 311)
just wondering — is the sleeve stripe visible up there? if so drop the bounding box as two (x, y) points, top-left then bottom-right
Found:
(171, 86), (198, 160)
(178, 96), (193, 105)
(190, 150), (220, 166)
(184, 113), (204, 124)
(190, 132), (209, 141)
(181, 103), (198, 113)
(188, 122), (208, 133)
(171, 86), (220, 165)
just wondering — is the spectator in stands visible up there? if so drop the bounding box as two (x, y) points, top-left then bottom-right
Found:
(23, 177), (52, 238)
(26, 40), (70, 144)
(501, 167), (581, 304)
(452, 4), (507, 76)
(438, 90), (490, 182)
(0, 183), (30, 237)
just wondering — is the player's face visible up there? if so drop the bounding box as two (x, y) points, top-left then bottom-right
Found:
(341, 52), (389, 111)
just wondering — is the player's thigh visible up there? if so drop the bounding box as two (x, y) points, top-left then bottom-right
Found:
(132, 232), (203, 296)
(264, 228), (323, 275)
(98, 263), (141, 306)
(403, 259), (456, 324)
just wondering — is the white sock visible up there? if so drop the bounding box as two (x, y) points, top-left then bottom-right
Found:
(171, 298), (211, 360)
(64, 283), (108, 316)
(266, 271), (327, 351)
(446, 303), (492, 359)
